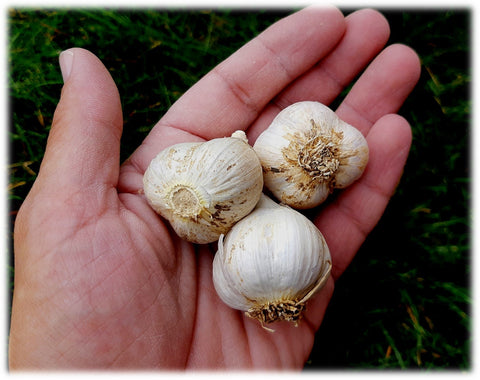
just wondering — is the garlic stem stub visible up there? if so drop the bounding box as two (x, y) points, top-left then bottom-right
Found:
(143, 131), (264, 244)
(253, 101), (369, 209)
(213, 194), (332, 329)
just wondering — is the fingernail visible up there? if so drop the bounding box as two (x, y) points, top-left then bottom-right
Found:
(59, 49), (74, 82)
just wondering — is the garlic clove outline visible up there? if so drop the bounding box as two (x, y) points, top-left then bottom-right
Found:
(143, 131), (264, 244)
(253, 101), (369, 209)
(212, 194), (332, 329)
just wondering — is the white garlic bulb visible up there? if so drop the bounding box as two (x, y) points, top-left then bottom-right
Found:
(253, 101), (369, 209)
(213, 194), (332, 328)
(143, 131), (264, 244)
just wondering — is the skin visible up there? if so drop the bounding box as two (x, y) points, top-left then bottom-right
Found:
(9, 7), (421, 369)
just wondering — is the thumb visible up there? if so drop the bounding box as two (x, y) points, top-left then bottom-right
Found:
(38, 48), (123, 198)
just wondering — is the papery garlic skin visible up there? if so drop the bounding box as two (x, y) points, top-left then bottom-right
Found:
(212, 194), (332, 327)
(253, 101), (369, 209)
(143, 131), (263, 244)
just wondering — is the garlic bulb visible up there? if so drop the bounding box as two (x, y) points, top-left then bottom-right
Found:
(143, 131), (263, 244)
(253, 101), (369, 209)
(213, 194), (332, 328)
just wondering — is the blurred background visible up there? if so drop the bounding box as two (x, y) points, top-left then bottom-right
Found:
(7, 7), (470, 369)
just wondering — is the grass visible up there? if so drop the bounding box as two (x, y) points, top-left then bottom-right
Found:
(7, 7), (470, 369)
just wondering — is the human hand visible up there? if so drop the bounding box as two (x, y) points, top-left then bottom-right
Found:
(9, 7), (420, 369)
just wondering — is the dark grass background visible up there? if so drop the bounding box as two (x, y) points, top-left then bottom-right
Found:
(7, 7), (471, 369)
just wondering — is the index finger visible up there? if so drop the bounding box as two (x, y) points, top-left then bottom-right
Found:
(163, 6), (345, 138)
(121, 6), (346, 182)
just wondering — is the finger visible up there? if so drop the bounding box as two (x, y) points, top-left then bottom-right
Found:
(248, 8), (391, 142)
(119, 6), (346, 188)
(161, 6), (345, 139)
(276, 8), (391, 107)
(314, 113), (412, 281)
(39, 48), (123, 195)
(336, 44), (421, 136)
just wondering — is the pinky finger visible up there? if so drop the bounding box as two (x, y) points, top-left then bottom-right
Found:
(314, 113), (412, 281)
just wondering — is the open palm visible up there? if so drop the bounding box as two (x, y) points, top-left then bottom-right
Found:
(9, 7), (420, 369)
